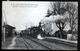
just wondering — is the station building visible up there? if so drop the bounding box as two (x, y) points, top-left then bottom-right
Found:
(2, 23), (15, 41)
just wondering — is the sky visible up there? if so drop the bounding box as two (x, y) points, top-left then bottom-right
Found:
(2, 1), (50, 30)
(2, 1), (78, 31)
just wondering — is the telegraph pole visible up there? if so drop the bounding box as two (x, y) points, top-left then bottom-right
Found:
(3, 10), (7, 42)
(3, 23), (5, 42)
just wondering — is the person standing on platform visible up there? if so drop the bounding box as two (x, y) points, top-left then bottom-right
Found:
(15, 32), (17, 36)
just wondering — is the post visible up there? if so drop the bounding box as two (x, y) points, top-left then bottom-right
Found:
(4, 28), (5, 42)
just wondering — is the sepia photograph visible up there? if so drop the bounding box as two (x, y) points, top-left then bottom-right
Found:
(2, 1), (78, 50)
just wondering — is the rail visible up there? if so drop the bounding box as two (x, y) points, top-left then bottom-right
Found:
(21, 36), (52, 50)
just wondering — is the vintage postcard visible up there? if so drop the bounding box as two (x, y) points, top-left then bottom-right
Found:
(2, 1), (78, 50)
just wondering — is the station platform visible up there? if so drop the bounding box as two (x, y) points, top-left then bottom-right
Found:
(44, 37), (77, 44)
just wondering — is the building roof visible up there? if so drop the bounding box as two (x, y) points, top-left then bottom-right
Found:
(4, 24), (15, 29)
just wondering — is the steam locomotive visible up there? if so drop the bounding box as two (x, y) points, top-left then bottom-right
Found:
(21, 26), (44, 38)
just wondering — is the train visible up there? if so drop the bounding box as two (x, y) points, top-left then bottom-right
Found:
(20, 26), (44, 38)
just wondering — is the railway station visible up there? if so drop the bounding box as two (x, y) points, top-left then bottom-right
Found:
(2, 1), (78, 50)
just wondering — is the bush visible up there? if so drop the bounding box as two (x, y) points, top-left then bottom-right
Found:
(71, 35), (78, 41)
(54, 30), (68, 39)
(54, 30), (60, 37)
(68, 30), (78, 34)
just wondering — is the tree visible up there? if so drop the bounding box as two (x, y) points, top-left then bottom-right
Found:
(49, 2), (68, 38)
(55, 18), (68, 38)
(64, 2), (78, 34)
(49, 2), (78, 38)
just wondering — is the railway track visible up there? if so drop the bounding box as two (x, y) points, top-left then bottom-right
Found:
(21, 37), (32, 50)
(21, 36), (52, 50)
(24, 36), (77, 50)
(20, 37), (31, 49)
